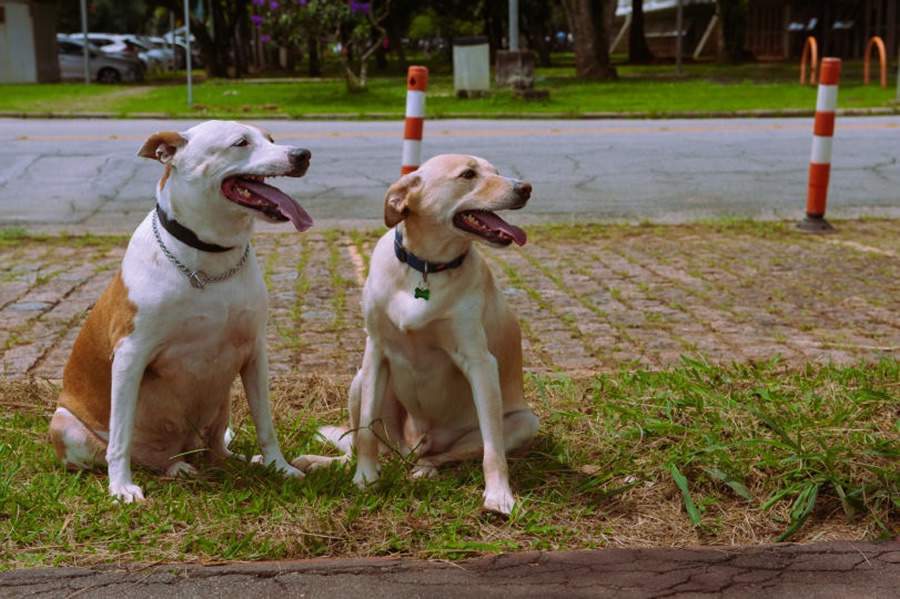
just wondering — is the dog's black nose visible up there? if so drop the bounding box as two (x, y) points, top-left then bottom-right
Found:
(290, 148), (311, 166)
(515, 181), (532, 200)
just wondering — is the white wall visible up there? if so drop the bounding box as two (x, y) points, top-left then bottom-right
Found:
(0, 2), (38, 83)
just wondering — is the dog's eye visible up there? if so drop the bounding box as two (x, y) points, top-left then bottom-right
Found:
(233, 138), (249, 147)
(459, 169), (477, 180)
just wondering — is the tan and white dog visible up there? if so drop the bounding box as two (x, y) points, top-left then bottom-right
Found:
(49, 120), (312, 502)
(294, 154), (539, 515)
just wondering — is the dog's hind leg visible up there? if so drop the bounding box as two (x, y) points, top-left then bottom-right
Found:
(414, 408), (539, 473)
(208, 402), (240, 463)
(49, 407), (107, 470)
(291, 370), (361, 472)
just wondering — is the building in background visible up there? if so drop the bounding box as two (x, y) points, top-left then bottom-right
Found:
(0, 0), (59, 82)
(612, 0), (898, 61)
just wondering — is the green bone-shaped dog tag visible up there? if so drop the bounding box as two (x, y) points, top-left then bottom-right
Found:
(414, 286), (430, 301)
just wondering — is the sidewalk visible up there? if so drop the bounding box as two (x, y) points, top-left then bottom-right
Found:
(1, 541), (897, 598)
(1, 220), (897, 380)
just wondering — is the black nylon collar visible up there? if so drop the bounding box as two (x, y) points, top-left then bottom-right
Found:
(155, 204), (234, 253)
(394, 228), (467, 277)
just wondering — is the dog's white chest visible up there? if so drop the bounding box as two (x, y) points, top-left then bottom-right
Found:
(121, 220), (267, 383)
(150, 299), (261, 380)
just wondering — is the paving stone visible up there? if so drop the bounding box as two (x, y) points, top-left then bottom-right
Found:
(1, 224), (899, 380)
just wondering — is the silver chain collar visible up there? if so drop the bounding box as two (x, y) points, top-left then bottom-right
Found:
(152, 210), (250, 290)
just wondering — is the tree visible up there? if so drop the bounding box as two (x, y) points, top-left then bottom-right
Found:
(380, 0), (418, 69)
(521, 0), (554, 67)
(57, 0), (149, 34)
(253, 0), (325, 76)
(254, 0), (392, 92)
(716, 0), (748, 63)
(146, 0), (250, 78)
(628, 0), (652, 63)
(336, 0), (393, 91)
(561, 0), (616, 79)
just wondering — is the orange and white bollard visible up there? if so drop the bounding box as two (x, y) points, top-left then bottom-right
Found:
(798, 57), (840, 232)
(401, 66), (428, 175)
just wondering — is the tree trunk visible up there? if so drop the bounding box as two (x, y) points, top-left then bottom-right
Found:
(562, 0), (617, 79)
(191, 19), (223, 78)
(484, 7), (503, 60)
(233, 26), (247, 77)
(523, 6), (552, 66)
(234, 0), (250, 77)
(532, 24), (552, 67)
(629, 0), (653, 63)
(375, 35), (388, 71)
(342, 60), (365, 92)
(716, 0), (748, 63)
(307, 37), (321, 77)
(211, 1), (230, 76)
(388, 20), (406, 67)
(286, 44), (300, 73)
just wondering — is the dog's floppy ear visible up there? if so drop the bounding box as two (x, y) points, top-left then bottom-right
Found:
(137, 131), (187, 164)
(384, 173), (421, 228)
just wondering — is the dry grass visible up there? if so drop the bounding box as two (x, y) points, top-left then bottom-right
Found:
(0, 359), (896, 570)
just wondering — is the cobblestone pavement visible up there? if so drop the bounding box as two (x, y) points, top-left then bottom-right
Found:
(1, 220), (898, 380)
(1, 541), (897, 598)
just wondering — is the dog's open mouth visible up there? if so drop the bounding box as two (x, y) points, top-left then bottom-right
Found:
(221, 175), (313, 232)
(453, 210), (527, 246)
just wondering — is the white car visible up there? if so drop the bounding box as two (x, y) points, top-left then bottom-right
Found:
(145, 36), (180, 68)
(162, 30), (204, 68)
(68, 33), (166, 71)
(57, 36), (144, 83)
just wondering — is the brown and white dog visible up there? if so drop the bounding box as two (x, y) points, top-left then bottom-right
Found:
(294, 154), (539, 515)
(49, 120), (312, 502)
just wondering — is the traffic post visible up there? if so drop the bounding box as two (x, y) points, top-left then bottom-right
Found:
(798, 57), (841, 233)
(401, 66), (428, 175)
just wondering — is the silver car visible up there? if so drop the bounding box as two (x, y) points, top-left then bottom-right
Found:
(57, 36), (144, 83)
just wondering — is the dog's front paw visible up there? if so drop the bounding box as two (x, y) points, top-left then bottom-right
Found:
(252, 454), (305, 479)
(109, 482), (145, 504)
(353, 462), (380, 489)
(280, 463), (304, 478)
(482, 488), (516, 516)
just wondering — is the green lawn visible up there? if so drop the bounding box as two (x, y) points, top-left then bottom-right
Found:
(1, 60), (896, 118)
(1, 359), (896, 569)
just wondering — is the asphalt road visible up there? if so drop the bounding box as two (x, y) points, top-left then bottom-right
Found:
(1, 116), (898, 233)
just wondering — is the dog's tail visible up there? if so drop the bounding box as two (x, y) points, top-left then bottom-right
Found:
(316, 425), (353, 456)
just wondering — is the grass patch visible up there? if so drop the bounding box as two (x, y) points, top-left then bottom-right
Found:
(0, 232), (127, 251)
(1, 60), (895, 118)
(0, 227), (29, 242)
(324, 231), (352, 331)
(0, 359), (896, 569)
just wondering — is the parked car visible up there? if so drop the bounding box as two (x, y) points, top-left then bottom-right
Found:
(163, 30), (204, 68)
(67, 33), (166, 71)
(145, 36), (181, 69)
(57, 36), (144, 83)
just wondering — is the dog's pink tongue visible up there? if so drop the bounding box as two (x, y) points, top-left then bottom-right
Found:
(478, 211), (527, 246)
(241, 180), (313, 232)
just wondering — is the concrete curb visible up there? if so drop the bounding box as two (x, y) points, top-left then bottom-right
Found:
(1, 107), (899, 121)
(0, 541), (896, 598)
